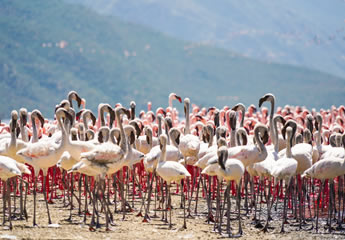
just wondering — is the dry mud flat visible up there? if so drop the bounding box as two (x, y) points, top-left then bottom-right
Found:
(1, 186), (345, 240)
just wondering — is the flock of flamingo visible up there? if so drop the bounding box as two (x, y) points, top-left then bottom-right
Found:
(0, 91), (345, 237)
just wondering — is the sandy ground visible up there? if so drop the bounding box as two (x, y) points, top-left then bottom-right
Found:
(1, 179), (345, 240)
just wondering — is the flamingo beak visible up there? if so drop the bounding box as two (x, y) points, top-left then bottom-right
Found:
(175, 95), (182, 103)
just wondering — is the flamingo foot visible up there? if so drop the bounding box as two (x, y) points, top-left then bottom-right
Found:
(89, 226), (96, 232)
(142, 214), (150, 223)
(206, 214), (215, 223)
(136, 212), (143, 217)
(84, 210), (92, 216)
(255, 221), (263, 228)
(186, 213), (194, 219)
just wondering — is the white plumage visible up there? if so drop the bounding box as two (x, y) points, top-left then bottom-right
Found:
(0, 156), (31, 180)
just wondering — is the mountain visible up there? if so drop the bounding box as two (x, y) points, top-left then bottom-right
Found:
(67, 0), (345, 78)
(0, 0), (345, 119)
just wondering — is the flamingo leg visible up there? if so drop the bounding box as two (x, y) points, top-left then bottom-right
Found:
(7, 179), (13, 230)
(182, 179), (187, 229)
(214, 177), (220, 232)
(23, 178), (28, 220)
(67, 172), (74, 221)
(33, 175), (37, 226)
(42, 174), (52, 224)
(194, 170), (203, 215)
(255, 178), (264, 228)
(225, 182), (232, 237)
(19, 177), (24, 220)
(143, 172), (155, 222)
(262, 178), (272, 232)
(78, 174), (83, 215)
(206, 176), (215, 223)
(187, 167), (197, 218)
(235, 181), (243, 237)
(280, 181), (289, 233)
(89, 183), (97, 230)
(12, 178), (16, 216)
(168, 184), (172, 229)
(83, 176), (89, 223)
(328, 180), (333, 232)
(2, 180), (7, 227)
(315, 180), (323, 232)
(113, 174), (118, 213)
(337, 176), (343, 229)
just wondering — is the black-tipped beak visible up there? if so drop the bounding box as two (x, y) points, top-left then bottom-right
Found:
(98, 131), (104, 143)
(207, 107), (216, 113)
(175, 95), (182, 103)
(108, 107), (115, 128)
(22, 114), (28, 126)
(258, 96), (267, 108)
(76, 94), (82, 108)
(90, 112), (96, 126)
(76, 109), (84, 121)
(38, 113), (45, 128)
(65, 110), (73, 125)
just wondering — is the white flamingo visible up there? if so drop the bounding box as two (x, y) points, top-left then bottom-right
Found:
(179, 98), (200, 164)
(302, 154), (345, 232)
(156, 134), (190, 229)
(278, 120), (312, 175)
(17, 108), (72, 226)
(0, 110), (28, 163)
(0, 156), (30, 229)
(217, 145), (244, 237)
(271, 126), (297, 233)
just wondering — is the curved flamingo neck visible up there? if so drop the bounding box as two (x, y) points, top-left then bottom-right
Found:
(116, 109), (127, 154)
(31, 117), (38, 143)
(255, 128), (267, 157)
(269, 99), (275, 145)
(285, 132), (292, 158)
(159, 141), (167, 163)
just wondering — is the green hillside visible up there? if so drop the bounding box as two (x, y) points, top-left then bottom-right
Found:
(0, 0), (344, 119)
(68, 0), (345, 78)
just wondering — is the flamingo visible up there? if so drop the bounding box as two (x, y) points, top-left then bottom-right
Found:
(259, 93), (286, 150)
(95, 103), (115, 130)
(314, 113), (332, 160)
(19, 108), (29, 142)
(167, 93), (182, 127)
(29, 110), (45, 143)
(74, 125), (126, 230)
(302, 154), (345, 232)
(136, 126), (158, 154)
(0, 156), (30, 229)
(0, 110), (28, 163)
(217, 145), (244, 237)
(271, 125), (298, 233)
(17, 108), (72, 226)
(179, 98), (200, 163)
(278, 120), (312, 174)
(253, 115), (285, 231)
(156, 134), (190, 229)
(227, 123), (268, 168)
(67, 90), (83, 110)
